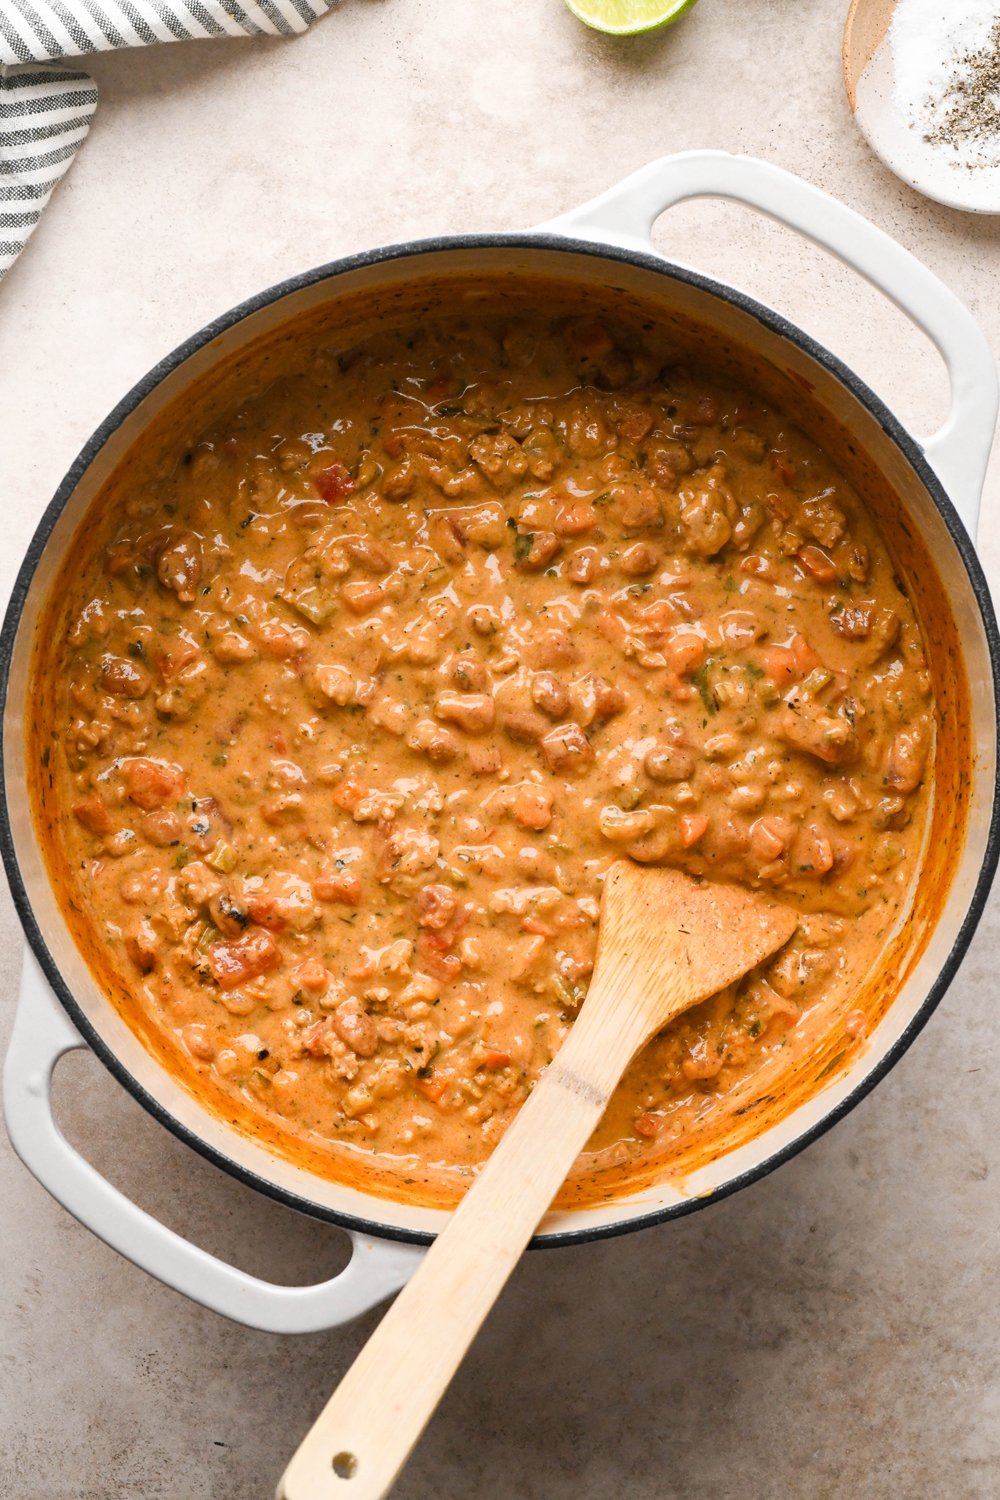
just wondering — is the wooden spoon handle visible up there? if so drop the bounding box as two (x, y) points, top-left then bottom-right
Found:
(276, 992), (649, 1500)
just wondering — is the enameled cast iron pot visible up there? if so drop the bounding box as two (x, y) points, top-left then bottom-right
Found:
(3, 152), (999, 1334)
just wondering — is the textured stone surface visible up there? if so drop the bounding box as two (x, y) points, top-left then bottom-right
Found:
(1, 2), (999, 1496)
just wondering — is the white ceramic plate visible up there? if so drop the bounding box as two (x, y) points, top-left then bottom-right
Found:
(843, 0), (1000, 215)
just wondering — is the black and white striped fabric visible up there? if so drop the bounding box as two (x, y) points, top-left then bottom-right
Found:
(1, 67), (97, 279)
(0, 0), (334, 282)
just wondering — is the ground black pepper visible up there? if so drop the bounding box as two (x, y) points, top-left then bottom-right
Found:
(923, 16), (1000, 164)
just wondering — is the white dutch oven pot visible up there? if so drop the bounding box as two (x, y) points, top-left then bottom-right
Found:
(3, 152), (999, 1334)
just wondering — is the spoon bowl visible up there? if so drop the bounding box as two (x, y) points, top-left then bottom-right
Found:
(277, 863), (798, 1500)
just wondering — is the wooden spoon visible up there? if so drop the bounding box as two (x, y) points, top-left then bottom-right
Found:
(277, 862), (798, 1500)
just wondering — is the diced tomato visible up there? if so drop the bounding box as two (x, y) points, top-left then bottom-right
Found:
(332, 773), (367, 813)
(678, 813), (709, 848)
(790, 633), (821, 674)
(797, 545), (837, 583)
(72, 797), (113, 836)
(154, 638), (200, 680)
(633, 1111), (660, 1139)
(245, 894), (287, 933)
(314, 869), (363, 906)
(301, 1019), (332, 1057)
(740, 553), (776, 580)
(313, 462), (355, 502)
(417, 932), (463, 983)
(483, 1050), (512, 1070)
(122, 757), (184, 811)
(415, 1074), (447, 1104)
(521, 915), (556, 939)
(554, 502), (598, 537)
(634, 598), (679, 635)
(292, 959), (329, 991)
(764, 992), (800, 1035)
(665, 630), (706, 675)
(760, 634), (819, 685)
(341, 580), (385, 616)
(616, 404), (656, 443)
(449, 903), (473, 942)
(209, 928), (280, 989)
(258, 625), (311, 661)
(420, 900), (472, 954)
(750, 816), (788, 862)
(759, 646), (798, 685)
(416, 883), (458, 931)
(797, 823), (834, 875)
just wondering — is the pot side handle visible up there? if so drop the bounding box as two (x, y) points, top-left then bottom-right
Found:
(540, 150), (997, 540)
(2, 951), (424, 1334)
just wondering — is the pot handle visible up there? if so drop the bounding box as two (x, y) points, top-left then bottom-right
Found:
(541, 150), (997, 538)
(2, 951), (424, 1334)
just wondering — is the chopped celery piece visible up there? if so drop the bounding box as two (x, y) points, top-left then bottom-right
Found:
(196, 923), (220, 953)
(281, 583), (338, 625)
(207, 841), (237, 874)
(803, 667), (832, 696)
(550, 974), (584, 1009)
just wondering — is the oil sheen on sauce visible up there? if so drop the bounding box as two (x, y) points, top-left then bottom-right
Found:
(30, 308), (938, 1207)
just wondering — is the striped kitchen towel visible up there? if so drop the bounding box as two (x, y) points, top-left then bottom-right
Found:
(0, 0), (336, 283)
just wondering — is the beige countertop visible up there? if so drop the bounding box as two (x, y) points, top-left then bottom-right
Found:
(2, 2), (999, 1496)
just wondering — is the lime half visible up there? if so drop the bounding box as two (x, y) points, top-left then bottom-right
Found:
(564, 0), (699, 35)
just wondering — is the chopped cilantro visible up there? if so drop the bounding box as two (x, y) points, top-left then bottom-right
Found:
(691, 660), (718, 715)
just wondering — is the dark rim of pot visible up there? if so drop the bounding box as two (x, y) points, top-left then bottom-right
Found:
(2, 232), (998, 1255)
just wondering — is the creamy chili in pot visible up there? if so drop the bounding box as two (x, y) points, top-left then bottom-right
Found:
(30, 304), (939, 1206)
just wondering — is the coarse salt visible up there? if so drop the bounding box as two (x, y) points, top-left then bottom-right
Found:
(890, 0), (1000, 167)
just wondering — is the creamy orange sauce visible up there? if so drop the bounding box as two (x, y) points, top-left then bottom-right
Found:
(31, 306), (939, 1204)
